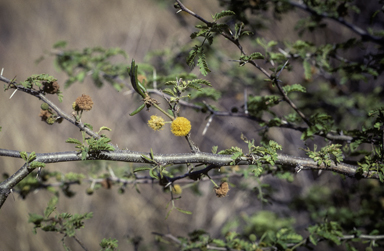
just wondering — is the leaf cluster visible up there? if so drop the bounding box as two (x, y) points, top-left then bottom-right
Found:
(29, 196), (93, 236)
(66, 125), (115, 160)
(17, 74), (63, 101)
(163, 78), (212, 102)
(20, 151), (45, 169)
(28, 196), (93, 250)
(304, 144), (343, 166)
(242, 135), (282, 172)
(308, 221), (344, 246)
(301, 113), (334, 140)
(49, 41), (129, 91)
(99, 238), (119, 251)
(187, 10), (253, 76)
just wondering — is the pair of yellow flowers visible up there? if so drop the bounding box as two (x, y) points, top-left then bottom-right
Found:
(147, 116), (191, 136)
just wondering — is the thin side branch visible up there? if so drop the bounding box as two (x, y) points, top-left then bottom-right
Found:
(0, 74), (117, 149)
(288, 0), (384, 45)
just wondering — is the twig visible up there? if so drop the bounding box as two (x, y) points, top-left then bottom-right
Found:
(288, 0), (384, 45)
(73, 235), (89, 251)
(175, 0), (246, 55)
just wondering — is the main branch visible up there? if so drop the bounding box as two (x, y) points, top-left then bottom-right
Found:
(0, 148), (375, 207)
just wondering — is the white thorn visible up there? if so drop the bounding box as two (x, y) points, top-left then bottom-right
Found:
(202, 116), (213, 135)
(9, 89), (18, 99)
(153, 68), (157, 89)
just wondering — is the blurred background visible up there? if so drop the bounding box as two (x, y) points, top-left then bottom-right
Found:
(0, 0), (383, 250)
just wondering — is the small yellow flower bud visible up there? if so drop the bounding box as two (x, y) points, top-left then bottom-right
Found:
(148, 115), (165, 131)
(172, 184), (182, 195)
(72, 101), (78, 111)
(171, 117), (191, 136)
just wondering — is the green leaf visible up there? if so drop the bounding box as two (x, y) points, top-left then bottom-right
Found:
(213, 10), (235, 20)
(28, 213), (45, 224)
(267, 40), (278, 47)
(303, 59), (312, 80)
(149, 168), (158, 179)
(163, 88), (175, 96)
(218, 146), (242, 155)
(75, 71), (86, 82)
(98, 126), (112, 133)
(187, 46), (198, 68)
(53, 40), (67, 49)
(81, 150), (88, 161)
(231, 152), (243, 161)
(190, 79), (212, 87)
(65, 138), (82, 145)
(29, 161), (46, 169)
(197, 48), (211, 76)
(99, 238), (119, 250)
(249, 52), (265, 60)
(44, 196), (58, 218)
(175, 207), (192, 215)
(165, 207), (173, 220)
(84, 123), (93, 130)
(129, 103), (145, 116)
(141, 154), (156, 163)
(133, 167), (152, 173)
(309, 234), (318, 245)
(282, 84), (306, 94)
(28, 152), (37, 162)
(20, 151), (28, 162)
(129, 60), (146, 98)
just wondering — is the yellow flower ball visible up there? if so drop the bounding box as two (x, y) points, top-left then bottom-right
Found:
(171, 117), (191, 136)
(172, 184), (182, 194)
(148, 115), (165, 131)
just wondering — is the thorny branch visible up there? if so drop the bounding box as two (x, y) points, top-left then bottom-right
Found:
(0, 147), (376, 208)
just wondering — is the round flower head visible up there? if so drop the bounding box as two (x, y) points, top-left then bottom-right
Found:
(148, 115), (165, 131)
(171, 117), (191, 136)
(74, 94), (93, 111)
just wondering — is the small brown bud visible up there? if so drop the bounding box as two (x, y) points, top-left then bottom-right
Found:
(43, 81), (60, 94)
(214, 182), (230, 198)
(75, 94), (93, 111)
(39, 109), (52, 121)
(100, 179), (112, 189)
